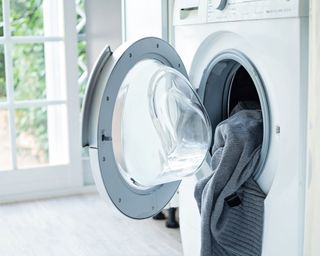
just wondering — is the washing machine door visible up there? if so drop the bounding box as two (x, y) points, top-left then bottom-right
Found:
(82, 37), (211, 219)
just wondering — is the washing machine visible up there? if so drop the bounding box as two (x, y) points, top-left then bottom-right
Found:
(82, 0), (309, 255)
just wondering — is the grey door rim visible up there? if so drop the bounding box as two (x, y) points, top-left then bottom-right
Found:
(197, 50), (271, 180)
(85, 37), (190, 219)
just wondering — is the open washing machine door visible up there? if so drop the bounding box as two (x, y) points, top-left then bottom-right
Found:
(82, 37), (212, 219)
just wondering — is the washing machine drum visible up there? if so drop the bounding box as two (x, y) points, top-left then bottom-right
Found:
(82, 37), (212, 219)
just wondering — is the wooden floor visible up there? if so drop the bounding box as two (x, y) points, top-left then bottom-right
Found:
(0, 193), (182, 256)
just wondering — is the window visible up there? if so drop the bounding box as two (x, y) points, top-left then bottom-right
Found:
(76, 0), (88, 105)
(0, 0), (83, 199)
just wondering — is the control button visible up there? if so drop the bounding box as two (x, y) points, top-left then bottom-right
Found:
(211, 0), (227, 11)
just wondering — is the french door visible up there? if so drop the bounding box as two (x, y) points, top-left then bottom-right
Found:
(0, 0), (83, 201)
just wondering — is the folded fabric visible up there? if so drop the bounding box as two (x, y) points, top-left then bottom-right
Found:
(194, 109), (266, 256)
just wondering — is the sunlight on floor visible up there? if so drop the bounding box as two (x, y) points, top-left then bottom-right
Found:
(0, 194), (182, 256)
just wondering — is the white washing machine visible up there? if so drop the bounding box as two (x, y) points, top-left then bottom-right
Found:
(82, 0), (309, 255)
(173, 1), (309, 256)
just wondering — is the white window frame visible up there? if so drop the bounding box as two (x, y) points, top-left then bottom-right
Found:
(0, 0), (84, 202)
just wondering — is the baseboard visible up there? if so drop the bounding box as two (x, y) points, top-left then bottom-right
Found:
(0, 185), (98, 204)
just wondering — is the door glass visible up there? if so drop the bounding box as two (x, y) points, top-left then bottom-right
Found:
(112, 59), (211, 187)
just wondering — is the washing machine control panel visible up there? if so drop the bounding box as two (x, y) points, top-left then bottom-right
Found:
(207, 0), (308, 22)
(173, 0), (308, 25)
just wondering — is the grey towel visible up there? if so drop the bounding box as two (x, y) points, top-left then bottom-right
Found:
(194, 109), (266, 256)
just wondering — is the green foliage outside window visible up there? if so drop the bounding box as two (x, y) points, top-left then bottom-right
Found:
(13, 43), (46, 100)
(10, 0), (43, 36)
(10, 0), (48, 163)
(0, 0), (3, 36)
(0, 46), (5, 101)
(0, 0), (86, 165)
(0, 0), (5, 100)
(76, 0), (85, 34)
(78, 40), (87, 98)
(16, 107), (48, 165)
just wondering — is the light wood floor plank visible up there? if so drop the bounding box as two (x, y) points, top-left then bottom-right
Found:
(0, 194), (182, 256)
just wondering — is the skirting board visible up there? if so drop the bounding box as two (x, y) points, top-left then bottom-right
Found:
(0, 185), (97, 204)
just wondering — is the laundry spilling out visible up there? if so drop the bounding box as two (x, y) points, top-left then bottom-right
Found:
(195, 103), (266, 256)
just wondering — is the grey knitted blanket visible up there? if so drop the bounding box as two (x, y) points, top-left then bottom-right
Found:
(194, 109), (266, 256)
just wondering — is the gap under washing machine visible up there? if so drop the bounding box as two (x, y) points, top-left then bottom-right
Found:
(82, 0), (309, 255)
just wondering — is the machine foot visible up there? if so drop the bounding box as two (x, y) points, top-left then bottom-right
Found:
(166, 208), (179, 229)
(153, 211), (166, 220)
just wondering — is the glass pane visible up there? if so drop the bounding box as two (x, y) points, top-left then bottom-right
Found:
(112, 60), (212, 187)
(10, 0), (44, 36)
(12, 43), (46, 100)
(150, 67), (212, 174)
(78, 40), (87, 105)
(46, 104), (69, 165)
(16, 105), (69, 169)
(0, 0), (3, 36)
(0, 45), (6, 101)
(16, 107), (48, 168)
(0, 110), (12, 170)
(76, 0), (86, 35)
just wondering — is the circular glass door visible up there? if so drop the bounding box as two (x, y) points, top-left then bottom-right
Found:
(113, 59), (211, 188)
(82, 37), (211, 219)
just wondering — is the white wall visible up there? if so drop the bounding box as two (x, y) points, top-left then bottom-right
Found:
(122, 0), (168, 42)
(304, 1), (320, 255)
(86, 0), (122, 71)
